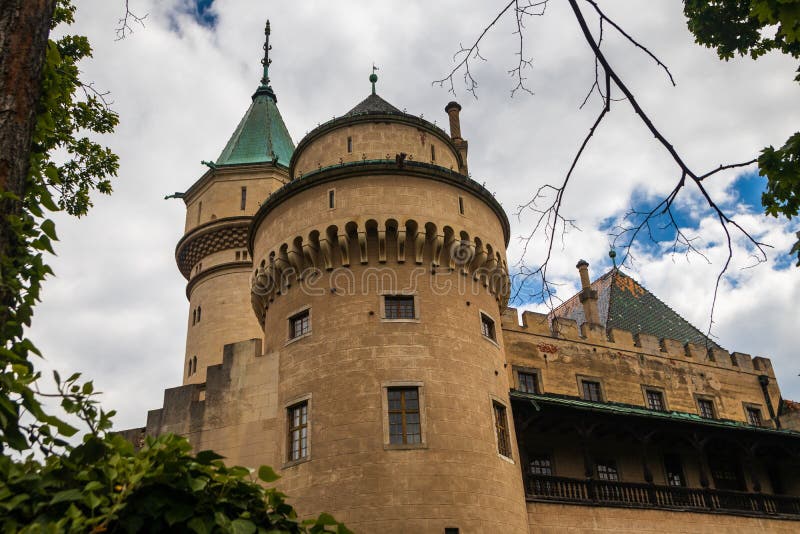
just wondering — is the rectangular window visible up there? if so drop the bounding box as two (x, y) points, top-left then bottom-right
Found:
(646, 389), (665, 411)
(458, 196), (465, 215)
(388, 387), (421, 445)
(530, 454), (553, 475)
(287, 401), (308, 462)
(235, 251), (241, 261)
(596, 459), (619, 481)
(431, 144), (436, 162)
(493, 401), (512, 458)
(240, 186), (247, 210)
(518, 372), (540, 394)
(746, 406), (763, 427)
(697, 398), (715, 419)
(197, 201), (202, 224)
(384, 295), (415, 320)
(289, 309), (310, 339)
(581, 380), (602, 402)
(328, 189), (335, 209)
(709, 450), (745, 491)
(444, 529), (459, 534)
(664, 453), (685, 487)
(481, 313), (496, 341)
(347, 136), (352, 153)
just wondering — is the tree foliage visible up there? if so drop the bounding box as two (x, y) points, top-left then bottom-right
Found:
(0, 2), (349, 532)
(684, 0), (800, 265)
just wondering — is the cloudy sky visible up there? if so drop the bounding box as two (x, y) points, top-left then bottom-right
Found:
(33, 0), (799, 431)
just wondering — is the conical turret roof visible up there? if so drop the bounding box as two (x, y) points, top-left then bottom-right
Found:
(344, 93), (402, 116)
(215, 20), (294, 167)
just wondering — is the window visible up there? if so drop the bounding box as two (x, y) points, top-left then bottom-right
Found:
(708, 450), (745, 491)
(581, 380), (602, 402)
(431, 144), (436, 162)
(387, 387), (421, 445)
(197, 201), (202, 224)
(192, 308), (196, 325)
(196, 306), (201, 323)
(645, 389), (665, 411)
(596, 459), (619, 481)
(187, 358), (192, 377)
(328, 189), (335, 209)
(444, 529), (459, 534)
(480, 313), (496, 341)
(746, 406), (763, 427)
(240, 186), (247, 210)
(530, 454), (553, 475)
(384, 295), (415, 319)
(664, 453), (685, 487)
(493, 401), (512, 458)
(697, 398), (715, 419)
(287, 401), (308, 462)
(518, 371), (540, 394)
(346, 136), (352, 153)
(289, 309), (310, 339)
(458, 196), (465, 215)
(235, 251), (241, 261)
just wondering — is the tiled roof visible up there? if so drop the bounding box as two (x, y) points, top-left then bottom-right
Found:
(511, 391), (800, 437)
(215, 88), (295, 167)
(344, 93), (402, 116)
(553, 268), (720, 348)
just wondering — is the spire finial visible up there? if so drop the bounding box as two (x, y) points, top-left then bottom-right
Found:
(260, 20), (272, 87)
(370, 64), (379, 95)
(609, 246), (617, 268)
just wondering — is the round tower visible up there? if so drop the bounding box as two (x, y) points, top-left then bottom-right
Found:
(177, 22), (294, 384)
(249, 76), (528, 531)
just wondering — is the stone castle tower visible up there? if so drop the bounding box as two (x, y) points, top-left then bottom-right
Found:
(127, 20), (800, 534)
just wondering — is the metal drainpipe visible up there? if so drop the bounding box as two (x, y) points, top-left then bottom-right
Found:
(758, 374), (780, 428)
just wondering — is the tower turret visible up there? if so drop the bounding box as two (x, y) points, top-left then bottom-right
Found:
(177, 20), (294, 384)
(248, 76), (527, 531)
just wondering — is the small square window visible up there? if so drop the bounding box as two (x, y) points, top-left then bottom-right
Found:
(289, 309), (310, 339)
(493, 401), (512, 458)
(480, 313), (496, 341)
(746, 406), (763, 427)
(518, 371), (540, 394)
(645, 389), (665, 411)
(698, 398), (715, 419)
(530, 454), (553, 475)
(384, 295), (415, 320)
(388, 387), (421, 445)
(287, 401), (308, 462)
(596, 459), (619, 481)
(581, 380), (602, 402)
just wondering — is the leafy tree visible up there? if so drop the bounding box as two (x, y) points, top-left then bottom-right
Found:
(684, 0), (800, 265)
(0, 2), (349, 532)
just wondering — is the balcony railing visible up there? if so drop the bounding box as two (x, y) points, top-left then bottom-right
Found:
(526, 474), (800, 518)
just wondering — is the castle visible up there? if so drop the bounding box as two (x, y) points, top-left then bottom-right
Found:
(122, 22), (800, 533)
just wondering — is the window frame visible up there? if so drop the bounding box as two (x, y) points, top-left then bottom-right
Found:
(380, 292), (419, 322)
(240, 186), (247, 211)
(286, 306), (312, 344)
(381, 381), (426, 450)
(479, 311), (497, 344)
(283, 393), (312, 467)
(743, 403), (765, 427)
(595, 458), (620, 481)
(577, 376), (604, 402)
(663, 452), (686, 488)
(528, 452), (554, 476)
(346, 136), (352, 153)
(641, 385), (668, 412)
(491, 398), (513, 461)
(695, 395), (717, 419)
(327, 188), (335, 210)
(513, 366), (542, 394)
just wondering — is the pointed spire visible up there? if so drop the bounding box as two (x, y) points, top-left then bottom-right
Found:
(253, 19), (276, 101)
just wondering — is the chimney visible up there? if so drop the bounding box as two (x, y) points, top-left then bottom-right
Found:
(576, 260), (600, 325)
(445, 101), (469, 175)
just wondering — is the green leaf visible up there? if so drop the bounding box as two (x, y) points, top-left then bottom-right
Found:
(231, 519), (257, 534)
(188, 517), (212, 534)
(257, 465), (280, 483)
(195, 449), (225, 464)
(40, 219), (58, 240)
(49, 488), (83, 505)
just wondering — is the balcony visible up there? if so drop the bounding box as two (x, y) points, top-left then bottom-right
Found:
(526, 474), (800, 519)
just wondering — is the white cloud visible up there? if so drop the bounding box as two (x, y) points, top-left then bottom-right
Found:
(29, 0), (800, 433)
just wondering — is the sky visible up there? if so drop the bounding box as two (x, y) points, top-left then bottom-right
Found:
(31, 0), (799, 432)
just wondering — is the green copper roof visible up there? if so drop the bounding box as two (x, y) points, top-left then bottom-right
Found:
(553, 268), (720, 348)
(215, 92), (295, 167)
(510, 391), (800, 437)
(214, 20), (295, 168)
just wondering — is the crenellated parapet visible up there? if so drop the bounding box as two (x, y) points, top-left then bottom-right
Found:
(175, 216), (251, 279)
(249, 217), (510, 324)
(500, 307), (776, 377)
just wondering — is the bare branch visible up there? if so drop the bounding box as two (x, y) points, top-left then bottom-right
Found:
(115, 0), (148, 41)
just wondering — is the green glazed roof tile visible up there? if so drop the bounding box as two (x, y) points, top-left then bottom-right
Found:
(553, 268), (720, 348)
(215, 90), (295, 167)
